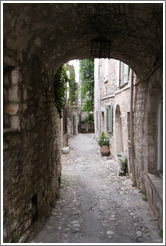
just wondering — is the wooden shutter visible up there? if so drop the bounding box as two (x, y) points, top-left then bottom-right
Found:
(106, 106), (108, 131)
(110, 104), (113, 133)
(124, 64), (129, 83)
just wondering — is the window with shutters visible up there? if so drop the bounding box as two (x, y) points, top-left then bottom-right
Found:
(117, 61), (129, 87)
(124, 64), (129, 84)
(106, 104), (113, 134)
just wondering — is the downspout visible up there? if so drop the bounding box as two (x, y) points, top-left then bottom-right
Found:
(130, 70), (136, 186)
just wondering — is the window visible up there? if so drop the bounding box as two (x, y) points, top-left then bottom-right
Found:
(117, 61), (129, 87)
(106, 104), (113, 133)
(124, 64), (129, 84)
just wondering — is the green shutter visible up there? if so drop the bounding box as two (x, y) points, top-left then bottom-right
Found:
(110, 104), (113, 133)
(106, 106), (108, 131)
(124, 64), (129, 83)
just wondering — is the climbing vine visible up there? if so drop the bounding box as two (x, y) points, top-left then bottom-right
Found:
(53, 65), (68, 118)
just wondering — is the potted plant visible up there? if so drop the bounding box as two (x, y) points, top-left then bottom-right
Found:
(98, 132), (110, 156)
(119, 156), (128, 176)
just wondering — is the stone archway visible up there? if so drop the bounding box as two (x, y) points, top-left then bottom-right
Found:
(115, 105), (123, 157)
(3, 3), (163, 78)
(3, 3), (163, 243)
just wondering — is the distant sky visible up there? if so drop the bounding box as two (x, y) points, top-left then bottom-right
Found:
(69, 59), (79, 82)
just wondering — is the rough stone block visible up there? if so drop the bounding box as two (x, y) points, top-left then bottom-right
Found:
(11, 221), (19, 232)
(11, 69), (20, 85)
(10, 115), (20, 130)
(8, 86), (19, 102)
(23, 89), (28, 100)
(3, 142), (9, 150)
(62, 146), (70, 154)
(4, 56), (16, 67)
(4, 73), (10, 86)
(3, 89), (8, 102)
(5, 104), (19, 115)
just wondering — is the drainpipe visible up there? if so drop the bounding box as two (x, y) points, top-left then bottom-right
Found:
(130, 70), (136, 186)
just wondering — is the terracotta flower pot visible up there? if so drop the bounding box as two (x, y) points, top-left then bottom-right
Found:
(100, 145), (110, 156)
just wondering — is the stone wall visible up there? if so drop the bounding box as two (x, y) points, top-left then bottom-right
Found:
(133, 65), (163, 229)
(3, 58), (62, 242)
(94, 59), (163, 229)
(61, 103), (80, 147)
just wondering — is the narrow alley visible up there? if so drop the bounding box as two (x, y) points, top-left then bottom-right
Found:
(28, 134), (162, 244)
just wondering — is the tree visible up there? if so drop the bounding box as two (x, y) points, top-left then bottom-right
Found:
(79, 59), (94, 113)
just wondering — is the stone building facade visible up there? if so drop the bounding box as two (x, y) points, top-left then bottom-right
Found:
(62, 65), (80, 147)
(94, 58), (163, 229)
(62, 102), (80, 147)
(3, 3), (163, 243)
(94, 59), (134, 161)
(3, 65), (62, 243)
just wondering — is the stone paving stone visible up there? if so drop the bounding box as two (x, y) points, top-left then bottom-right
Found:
(28, 133), (163, 244)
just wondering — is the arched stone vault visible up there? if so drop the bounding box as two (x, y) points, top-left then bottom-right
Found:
(4, 3), (163, 78)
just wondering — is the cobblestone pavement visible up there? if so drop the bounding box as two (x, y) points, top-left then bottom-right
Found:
(29, 133), (162, 244)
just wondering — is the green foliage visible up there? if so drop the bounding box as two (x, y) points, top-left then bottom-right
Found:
(67, 64), (77, 105)
(53, 65), (68, 118)
(159, 230), (163, 238)
(58, 175), (61, 185)
(98, 132), (110, 147)
(81, 119), (85, 124)
(56, 191), (61, 199)
(139, 190), (147, 201)
(87, 113), (94, 125)
(82, 98), (93, 112)
(79, 59), (94, 113)
(119, 157), (128, 176)
(82, 113), (94, 125)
